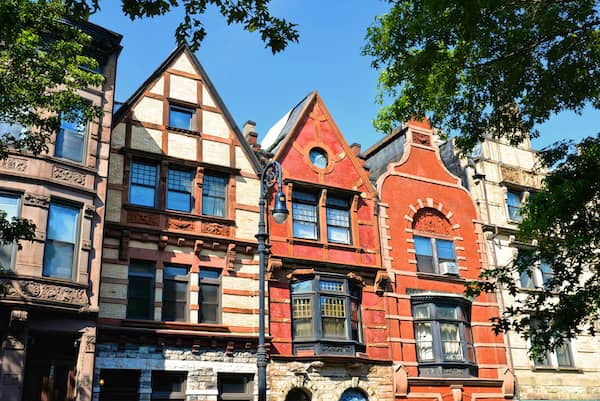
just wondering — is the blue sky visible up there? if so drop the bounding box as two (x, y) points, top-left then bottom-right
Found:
(90, 1), (599, 152)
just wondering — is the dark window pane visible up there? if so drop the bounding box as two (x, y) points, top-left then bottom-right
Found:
(292, 192), (318, 240)
(167, 169), (193, 212)
(519, 268), (536, 288)
(540, 261), (554, 288)
(55, 110), (86, 162)
(292, 298), (312, 337)
(436, 240), (455, 261)
(219, 376), (248, 393)
(162, 265), (188, 322)
(416, 255), (435, 273)
(130, 162), (158, 207)
(169, 106), (194, 130)
(507, 191), (523, 221)
(43, 202), (80, 279)
(556, 343), (573, 367)
(202, 173), (227, 217)
(200, 269), (221, 279)
(0, 194), (20, 269)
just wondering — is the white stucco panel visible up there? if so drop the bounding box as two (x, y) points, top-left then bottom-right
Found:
(170, 74), (197, 104)
(202, 85), (216, 107)
(149, 76), (165, 95)
(172, 52), (196, 74)
(202, 110), (229, 138)
(132, 96), (163, 125)
(235, 147), (254, 173)
(235, 176), (260, 206)
(131, 126), (163, 154)
(235, 209), (259, 240)
(168, 132), (197, 160)
(202, 140), (230, 166)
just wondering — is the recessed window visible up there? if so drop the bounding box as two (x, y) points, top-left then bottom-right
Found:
(292, 190), (319, 240)
(55, 109), (87, 163)
(414, 235), (456, 274)
(43, 201), (80, 279)
(0, 193), (21, 270)
(412, 298), (476, 377)
(167, 168), (193, 212)
(202, 173), (227, 217)
(309, 148), (328, 169)
(151, 371), (186, 401)
(326, 196), (351, 244)
(291, 275), (362, 354)
(518, 260), (555, 290)
(130, 161), (158, 207)
(218, 374), (253, 401)
(535, 342), (574, 368)
(506, 190), (524, 222)
(169, 105), (194, 130)
(199, 269), (221, 323)
(127, 261), (155, 320)
(162, 265), (189, 322)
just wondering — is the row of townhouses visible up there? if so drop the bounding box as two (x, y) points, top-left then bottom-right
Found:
(0, 19), (598, 401)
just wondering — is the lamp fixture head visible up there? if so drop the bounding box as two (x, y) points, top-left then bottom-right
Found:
(271, 190), (289, 224)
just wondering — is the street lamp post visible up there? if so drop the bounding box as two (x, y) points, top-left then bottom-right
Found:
(256, 160), (288, 401)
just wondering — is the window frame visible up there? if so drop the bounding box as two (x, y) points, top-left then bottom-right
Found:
(217, 374), (254, 401)
(55, 108), (89, 164)
(201, 172), (228, 217)
(325, 195), (352, 245)
(42, 200), (81, 280)
(126, 261), (156, 320)
(161, 264), (190, 322)
(518, 260), (555, 290)
(168, 104), (195, 131)
(291, 190), (319, 240)
(151, 371), (187, 401)
(199, 268), (222, 324)
(0, 192), (22, 271)
(166, 167), (194, 212)
(413, 234), (457, 274)
(129, 160), (159, 208)
(506, 189), (525, 222)
(290, 274), (363, 355)
(411, 296), (477, 377)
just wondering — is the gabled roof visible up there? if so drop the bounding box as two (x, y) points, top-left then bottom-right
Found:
(113, 43), (260, 172)
(261, 91), (316, 154)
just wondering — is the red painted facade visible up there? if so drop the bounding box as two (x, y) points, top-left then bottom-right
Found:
(264, 92), (390, 362)
(365, 121), (513, 401)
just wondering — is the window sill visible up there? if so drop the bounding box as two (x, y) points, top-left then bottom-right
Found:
(532, 366), (582, 373)
(122, 318), (230, 333)
(288, 237), (360, 252)
(292, 339), (365, 356)
(166, 125), (200, 136)
(416, 272), (465, 284)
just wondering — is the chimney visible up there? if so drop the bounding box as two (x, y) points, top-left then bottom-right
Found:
(243, 120), (259, 149)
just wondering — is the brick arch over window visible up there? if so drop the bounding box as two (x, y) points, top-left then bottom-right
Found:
(412, 207), (452, 235)
(403, 198), (462, 237)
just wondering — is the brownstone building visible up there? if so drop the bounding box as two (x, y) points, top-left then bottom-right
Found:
(95, 45), (265, 401)
(0, 20), (122, 401)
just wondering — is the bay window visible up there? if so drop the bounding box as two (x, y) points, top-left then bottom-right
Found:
(412, 296), (476, 377)
(291, 274), (362, 355)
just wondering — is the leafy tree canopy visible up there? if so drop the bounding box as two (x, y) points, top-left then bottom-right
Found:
(363, 0), (600, 151)
(66, 0), (299, 53)
(363, 1), (600, 354)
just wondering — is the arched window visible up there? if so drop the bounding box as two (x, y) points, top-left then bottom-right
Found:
(339, 389), (367, 401)
(412, 208), (457, 275)
(285, 388), (311, 401)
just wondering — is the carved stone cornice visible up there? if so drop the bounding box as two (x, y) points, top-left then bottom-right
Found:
(0, 276), (88, 308)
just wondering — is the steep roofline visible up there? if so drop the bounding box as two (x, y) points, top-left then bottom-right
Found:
(112, 43), (260, 172)
(361, 125), (407, 159)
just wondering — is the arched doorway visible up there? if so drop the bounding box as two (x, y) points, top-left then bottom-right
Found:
(339, 388), (368, 401)
(285, 387), (311, 401)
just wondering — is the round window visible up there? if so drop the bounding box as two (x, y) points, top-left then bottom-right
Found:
(309, 148), (328, 169)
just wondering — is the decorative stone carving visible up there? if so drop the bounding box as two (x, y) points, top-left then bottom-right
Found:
(201, 222), (230, 236)
(413, 132), (431, 146)
(225, 243), (236, 272)
(451, 385), (463, 401)
(81, 239), (92, 250)
(194, 239), (204, 255)
(52, 166), (86, 186)
(85, 335), (96, 353)
(158, 235), (169, 250)
(0, 157), (28, 172)
(501, 166), (541, 188)
(127, 211), (160, 226)
(167, 218), (193, 231)
(393, 365), (408, 396)
(0, 278), (87, 306)
(23, 193), (50, 208)
(374, 270), (390, 296)
(412, 208), (452, 235)
(502, 368), (515, 397)
(84, 205), (96, 218)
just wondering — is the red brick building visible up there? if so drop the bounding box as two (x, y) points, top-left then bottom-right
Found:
(363, 120), (514, 401)
(260, 92), (394, 401)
